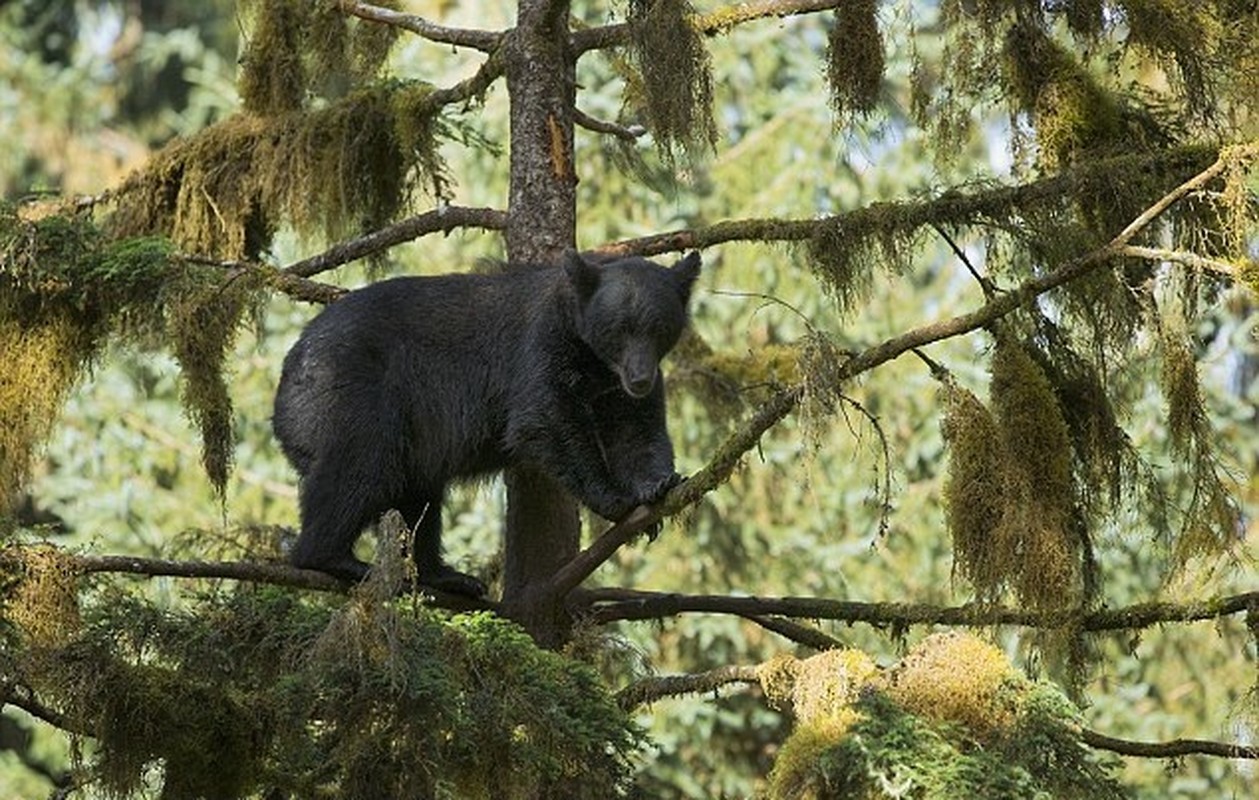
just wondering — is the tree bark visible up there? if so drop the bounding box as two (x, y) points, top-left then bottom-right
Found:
(500, 0), (580, 647)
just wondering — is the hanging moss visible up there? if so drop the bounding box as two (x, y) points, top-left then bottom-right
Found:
(239, 0), (402, 114)
(0, 543), (81, 648)
(1157, 309), (1243, 565)
(826, 0), (885, 123)
(0, 207), (188, 511)
(989, 333), (1082, 610)
(940, 380), (1010, 600)
(169, 275), (264, 497)
(110, 81), (447, 260)
(1118, 0), (1215, 119)
(939, 333), (1087, 611)
(625, 0), (718, 164)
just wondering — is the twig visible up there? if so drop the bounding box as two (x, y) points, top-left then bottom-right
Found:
(337, 0), (502, 51)
(283, 205), (508, 279)
(1118, 245), (1239, 276)
(573, 108), (646, 141)
(932, 222), (998, 297)
(1081, 728), (1259, 760)
(615, 664), (761, 710)
(176, 254), (346, 304)
(582, 588), (1259, 631)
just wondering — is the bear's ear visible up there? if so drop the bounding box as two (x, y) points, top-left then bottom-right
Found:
(563, 250), (600, 301)
(671, 251), (702, 299)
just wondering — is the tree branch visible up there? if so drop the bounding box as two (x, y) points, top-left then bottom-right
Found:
(615, 665), (761, 710)
(742, 614), (848, 650)
(177, 254), (347, 304)
(590, 147), (1218, 259)
(572, 0), (843, 54)
(573, 107), (646, 141)
(283, 205), (508, 279)
(337, 0), (503, 52)
(1081, 728), (1259, 760)
(544, 149), (1245, 599)
(581, 588), (1259, 631)
(613, 666), (1259, 762)
(53, 551), (496, 611)
(1118, 245), (1240, 276)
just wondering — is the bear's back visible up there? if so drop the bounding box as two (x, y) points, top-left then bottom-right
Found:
(273, 266), (571, 481)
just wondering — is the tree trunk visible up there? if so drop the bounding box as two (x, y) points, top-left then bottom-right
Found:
(500, 0), (579, 648)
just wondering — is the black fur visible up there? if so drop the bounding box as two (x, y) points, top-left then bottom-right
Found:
(272, 251), (701, 596)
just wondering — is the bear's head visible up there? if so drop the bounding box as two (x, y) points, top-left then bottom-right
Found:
(565, 250), (701, 399)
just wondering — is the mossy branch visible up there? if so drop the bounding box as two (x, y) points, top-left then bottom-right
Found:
(572, 0), (844, 54)
(283, 205), (509, 279)
(11, 548), (496, 611)
(590, 146), (1220, 259)
(611, 662), (1259, 761)
(614, 665), (761, 710)
(580, 587), (1259, 632)
(338, 0), (503, 51)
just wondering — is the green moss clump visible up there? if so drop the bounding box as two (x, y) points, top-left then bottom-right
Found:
(765, 634), (1131, 800)
(4, 579), (642, 800)
(0, 206), (200, 509)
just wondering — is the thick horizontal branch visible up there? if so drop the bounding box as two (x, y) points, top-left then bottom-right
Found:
(284, 205), (508, 279)
(591, 147), (1218, 259)
(1081, 728), (1259, 760)
(582, 588), (1259, 631)
(66, 552), (494, 611)
(338, 0), (502, 51)
(573, 0), (842, 54)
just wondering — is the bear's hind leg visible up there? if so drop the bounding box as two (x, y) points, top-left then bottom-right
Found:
(400, 493), (487, 598)
(290, 458), (381, 584)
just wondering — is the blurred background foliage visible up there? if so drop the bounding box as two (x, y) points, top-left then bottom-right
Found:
(1, 0), (1256, 797)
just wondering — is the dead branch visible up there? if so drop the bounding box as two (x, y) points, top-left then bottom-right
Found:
(573, 107), (647, 141)
(1080, 728), (1259, 760)
(338, 0), (503, 51)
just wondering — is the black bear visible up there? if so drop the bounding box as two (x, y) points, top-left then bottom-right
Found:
(272, 250), (701, 596)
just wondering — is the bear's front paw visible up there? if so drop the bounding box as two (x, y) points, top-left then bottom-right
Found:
(636, 471), (684, 506)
